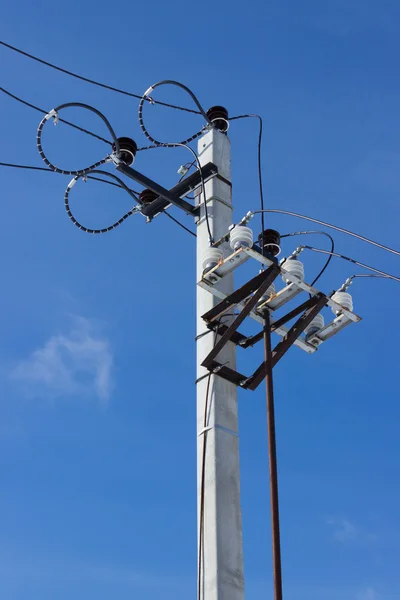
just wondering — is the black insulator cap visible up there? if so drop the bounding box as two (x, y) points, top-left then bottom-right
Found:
(206, 106), (229, 132)
(112, 137), (137, 165)
(139, 188), (158, 205)
(258, 229), (281, 257)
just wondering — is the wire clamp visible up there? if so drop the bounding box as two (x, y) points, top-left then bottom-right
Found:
(45, 108), (59, 125)
(197, 424), (238, 438)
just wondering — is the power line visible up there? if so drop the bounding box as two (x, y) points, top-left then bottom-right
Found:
(163, 211), (196, 237)
(138, 80), (212, 147)
(36, 101), (118, 175)
(350, 274), (394, 281)
(281, 230), (335, 286)
(0, 162), (195, 237)
(301, 245), (400, 283)
(0, 161), (140, 191)
(0, 86), (112, 145)
(64, 170), (141, 234)
(230, 114), (265, 253)
(0, 40), (201, 114)
(253, 209), (400, 258)
(140, 142), (211, 242)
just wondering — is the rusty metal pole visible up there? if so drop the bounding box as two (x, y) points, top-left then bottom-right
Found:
(263, 310), (283, 600)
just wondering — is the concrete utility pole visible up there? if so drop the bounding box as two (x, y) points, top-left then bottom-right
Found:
(196, 127), (245, 600)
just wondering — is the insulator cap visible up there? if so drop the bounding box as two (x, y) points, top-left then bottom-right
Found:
(206, 106), (229, 132)
(281, 257), (305, 283)
(230, 226), (253, 251)
(331, 291), (353, 314)
(258, 229), (281, 257)
(112, 137), (137, 165)
(139, 188), (157, 204)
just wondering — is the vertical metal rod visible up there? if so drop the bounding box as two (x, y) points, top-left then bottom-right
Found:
(263, 311), (283, 600)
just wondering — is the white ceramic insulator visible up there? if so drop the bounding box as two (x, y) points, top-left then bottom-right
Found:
(229, 226), (253, 251)
(305, 313), (325, 335)
(281, 258), (305, 284)
(331, 291), (353, 314)
(202, 247), (224, 272)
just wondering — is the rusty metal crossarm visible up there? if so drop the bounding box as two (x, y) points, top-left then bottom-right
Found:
(244, 293), (328, 391)
(201, 265), (280, 370)
(202, 264), (280, 324)
(241, 296), (323, 349)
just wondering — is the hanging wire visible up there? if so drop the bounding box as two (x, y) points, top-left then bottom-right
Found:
(252, 209), (400, 258)
(301, 246), (400, 283)
(0, 40), (201, 114)
(280, 230), (335, 286)
(141, 142), (212, 242)
(64, 169), (141, 234)
(229, 114), (265, 253)
(36, 102), (119, 175)
(138, 80), (213, 147)
(349, 274), (394, 282)
(1, 86), (112, 145)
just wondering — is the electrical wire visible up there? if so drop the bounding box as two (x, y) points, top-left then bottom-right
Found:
(280, 230), (334, 286)
(0, 86), (112, 145)
(301, 246), (400, 283)
(141, 143), (212, 242)
(198, 371), (212, 600)
(350, 274), (393, 281)
(230, 114), (265, 252)
(163, 211), (196, 237)
(0, 162), (196, 238)
(36, 102), (119, 175)
(138, 80), (213, 147)
(64, 169), (140, 234)
(253, 209), (400, 258)
(0, 40), (201, 115)
(0, 161), (139, 191)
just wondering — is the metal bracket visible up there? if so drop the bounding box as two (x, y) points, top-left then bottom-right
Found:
(116, 161), (219, 219)
(200, 265), (329, 390)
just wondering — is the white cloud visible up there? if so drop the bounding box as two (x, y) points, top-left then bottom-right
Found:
(327, 517), (358, 543)
(357, 588), (379, 600)
(11, 317), (113, 405)
(326, 517), (377, 545)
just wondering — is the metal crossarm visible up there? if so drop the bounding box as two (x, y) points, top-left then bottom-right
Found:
(201, 265), (280, 370)
(242, 295), (323, 349)
(244, 293), (327, 391)
(202, 264), (280, 325)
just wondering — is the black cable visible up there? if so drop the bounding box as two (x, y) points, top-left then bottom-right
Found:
(36, 102), (119, 175)
(350, 274), (393, 281)
(0, 40), (201, 115)
(141, 143), (212, 242)
(138, 80), (213, 147)
(198, 371), (212, 600)
(0, 162), (195, 238)
(0, 86), (112, 145)
(230, 114), (265, 253)
(163, 211), (196, 237)
(253, 209), (400, 258)
(64, 169), (140, 234)
(281, 230), (334, 286)
(301, 246), (400, 283)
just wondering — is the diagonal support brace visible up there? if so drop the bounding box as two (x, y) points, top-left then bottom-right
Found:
(201, 264), (280, 370)
(244, 293), (327, 391)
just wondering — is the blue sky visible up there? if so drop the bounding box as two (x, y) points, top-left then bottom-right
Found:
(1, 1), (400, 599)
